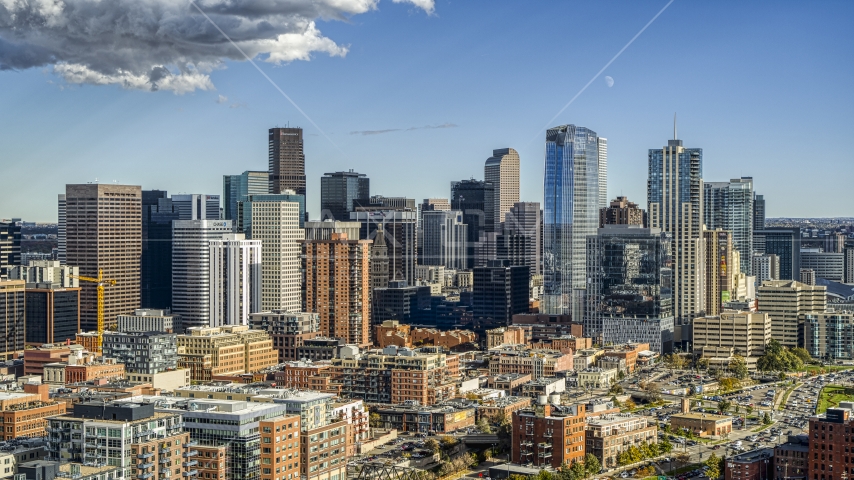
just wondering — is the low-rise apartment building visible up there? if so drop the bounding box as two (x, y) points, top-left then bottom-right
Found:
(511, 401), (587, 469)
(0, 384), (66, 440)
(488, 345), (573, 380)
(586, 413), (657, 468)
(177, 325), (278, 382)
(374, 403), (476, 433)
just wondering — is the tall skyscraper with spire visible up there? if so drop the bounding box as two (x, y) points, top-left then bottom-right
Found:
(542, 125), (600, 318)
(648, 118), (704, 324)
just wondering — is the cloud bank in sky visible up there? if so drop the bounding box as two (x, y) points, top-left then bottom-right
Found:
(0, 0), (434, 93)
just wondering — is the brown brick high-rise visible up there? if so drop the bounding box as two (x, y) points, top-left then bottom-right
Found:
(65, 184), (141, 332)
(301, 233), (371, 346)
(269, 127), (306, 196)
(512, 401), (587, 469)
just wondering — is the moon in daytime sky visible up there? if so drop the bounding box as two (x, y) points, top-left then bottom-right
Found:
(605, 76), (614, 87)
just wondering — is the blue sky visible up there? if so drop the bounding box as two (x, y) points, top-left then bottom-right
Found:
(1, 0), (852, 222)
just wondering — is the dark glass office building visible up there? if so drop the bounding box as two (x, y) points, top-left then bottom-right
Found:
(320, 170), (369, 222)
(0, 222), (21, 278)
(754, 227), (801, 280)
(473, 260), (529, 327)
(25, 287), (80, 345)
(141, 190), (178, 309)
(451, 179), (495, 268)
(269, 127), (306, 196)
(585, 225), (674, 353)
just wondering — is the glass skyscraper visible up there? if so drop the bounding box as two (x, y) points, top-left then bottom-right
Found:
(320, 170), (370, 222)
(542, 124), (600, 318)
(703, 177), (754, 275)
(223, 170), (269, 221)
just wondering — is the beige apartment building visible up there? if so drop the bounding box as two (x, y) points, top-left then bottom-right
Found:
(693, 311), (771, 371)
(586, 413), (658, 468)
(757, 280), (826, 347)
(703, 229), (736, 316)
(177, 325), (278, 382)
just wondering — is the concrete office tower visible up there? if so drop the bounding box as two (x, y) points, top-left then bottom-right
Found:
(370, 224), (390, 290)
(757, 280), (826, 348)
(845, 245), (854, 284)
(543, 125), (600, 318)
(499, 202), (541, 276)
(320, 170), (370, 221)
(222, 170), (269, 221)
(647, 130), (704, 324)
(753, 194), (766, 233)
(350, 210), (417, 284)
(117, 308), (175, 332)
(419, 198), (451, 257)
(209, 234), (262, 327)
(800, 249), (844, 282)
(599, 196), (645, 228)
(704, 177), (754, 275)
(585, 225), (674, 353)
(804, 311), (854, 361)
(141, 190), (178, 309)
(171, 194), (220, 220)
(171, 219), (232, 331)
(473, 260), (530, 326)
(269, 127), (306, 196)
(240, 192), (305, 233)
(65, 184), (142, 332)
(249, 197), (304, 313)
(693, 311), (772, 362)
(485, 148), (521, 231)
(301, 233), (371, 346)
(753, 253), (780, 283)
(304, 220), (362, 241)
(354, 195), (416, 211)
(598, 137), (608, 209)
(421, 210), (467, 269)
(57, 194), (66, 264)
(0, 280), (25, 360)
(703, 229), (738, 316)
(451, 179), (495, 268)
(753, 227), (800, 280)
(0, 222), (21, 279)
(799, 268), (816, 286)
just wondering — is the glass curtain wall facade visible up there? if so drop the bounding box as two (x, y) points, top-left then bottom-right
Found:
(451, 180), (495, 269)
(754, 228), (800, 280)
(585, 226), (674, 353)
(320, 170), (370, 222)
(703, 177), (754, 274)
(223, 171), (269, 221)
(542, 125), (600, 318)
(142, 190), (178, 309)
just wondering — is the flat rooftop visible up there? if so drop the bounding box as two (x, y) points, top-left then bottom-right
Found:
(588, 414), (645, 426)
(672, 412), (731, 421)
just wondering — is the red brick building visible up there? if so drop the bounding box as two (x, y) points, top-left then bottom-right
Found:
(724, 448), (774, 480)
(511, 401), (586, 469)
(808, 407), (854, 480)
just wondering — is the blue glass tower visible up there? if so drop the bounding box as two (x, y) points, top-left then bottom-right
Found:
(542, 125), (600, 317)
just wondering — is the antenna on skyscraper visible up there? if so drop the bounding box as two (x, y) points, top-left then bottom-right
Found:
(673, 112), (677, 140)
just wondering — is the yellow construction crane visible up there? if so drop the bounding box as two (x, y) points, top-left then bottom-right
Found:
(71, 269), (116, 353)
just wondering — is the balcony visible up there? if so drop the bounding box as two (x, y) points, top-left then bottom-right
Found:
(137, 429), (153, 437)
(185, 441), (198, 447)
(139, 462), (155, 470)
(160, 447), (170, 454)
(138, 453), (154, 459)
(183, 461), (198, 468)
(182, 471), (199, 477)
(159, 458), (170, 465)
(138, 474), (154, 479)
(85, 443), (99, 449)
(160, 469), (171, 476)
(183, 450), (198, 458)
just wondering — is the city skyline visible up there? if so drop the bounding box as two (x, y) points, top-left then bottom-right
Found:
(1, 1), (852, 221)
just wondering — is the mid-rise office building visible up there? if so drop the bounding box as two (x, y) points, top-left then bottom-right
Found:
(245, 196), (304, 313)
(599, 196), (645, 228)
(172, 194), (220, 220)
(23, 283), (80, 346)
(800, 250), (844, 282)
(117, 308), (175, 332)
(703, 177), (754, 274)
(753, 227), (800, 280)
(303, 220), (361, 241)
(176, 325), (277, 382)
(693, 311), (771, 369)
(420, 210), (467, 269)
(350, 209), (417, 284)
(752, 193), (765, 233)
(172, 220), (233, 331)
(269, 127), (306, 196)
(65, 184), (142, 332)
(249, 311), (320, 362)
(239, 192), (306, 233)
(757, 280), (826, 347)
(703, 229), (737, 316)
(102, 331), (178, 374)
(647, 133), (703, 324)
(209, 234), (261, 327)
(371, 280), (425, 327)
(57, 194), (66, 264)
(0, 280), (25, 360)
(543, 125), (601, 319)
(485, 148), (521, 231)
(473, 261), (529, 325)
(301, 233), (371, 346)
(845, 245), (854, 284)
(585, 225), (674, 353)
(320, 170), (370, 222)
(0, 383), (65, 440)
(9, 260), (78, 287)
(499, 202), (541, 276)
(803, 311), (854, 361)
(753, 253), (780, 283)
(451, 179), (495, 268)
(141, 190), (178, 309)
(800, 268), (816, 286)
(511, 401), (586, 469)
(223, 170), (269, 221)
(0, 222), (21, 279)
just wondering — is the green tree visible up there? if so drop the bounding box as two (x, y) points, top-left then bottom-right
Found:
(791, 347), (813, 364)
(424, 439), (440, 454)
(476, 417), (493, 434)
(746, 405), (754, 416)
(584, 454), (601, 477)
(659, 439), (673, 454)
(763, 411), (773, 425)
(729, 355), (749, 380)
(717, 399), (732, 414)
(705, 453), (723, 479)
(569, 461), (586, 480)
(369, 413), (381, 428)
(697, 357), (710, 371)
(609, 383), (624, 395)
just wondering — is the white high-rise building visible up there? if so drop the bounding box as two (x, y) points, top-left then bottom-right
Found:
(598, 137), (608, 210)
(172, 219), (232, 331)
(485, 148), (520, 232)
(171, 194), (220, 220)
(210, 233), (261, 327)
(753, 253), (780, 283)
(249, 198), (304, 312)
(647, 129), (705, 324)
(421, 210), (468, 270)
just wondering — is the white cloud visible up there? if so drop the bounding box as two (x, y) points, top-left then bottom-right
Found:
(0, 0), (434, 93)
(217, 94), (228, 103)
